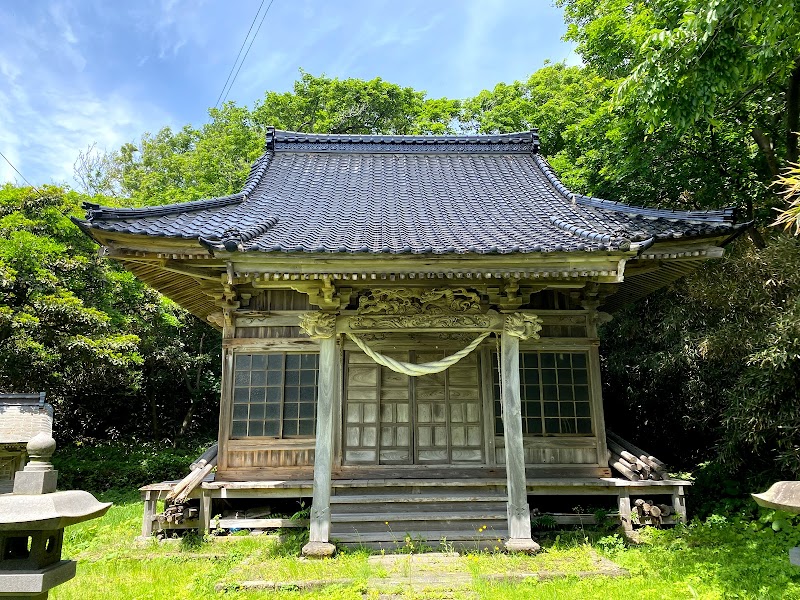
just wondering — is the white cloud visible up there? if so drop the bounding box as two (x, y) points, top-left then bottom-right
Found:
(49, 2), (79, 45)
(0, 4), (173, 187)
(0, 69), (170, 187)
(130, 0), (212, 60)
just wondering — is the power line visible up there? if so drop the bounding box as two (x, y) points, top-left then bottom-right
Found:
(0, 148), (44, 198)
(219, 0), (275, 107)
(214, 0), (266, 109)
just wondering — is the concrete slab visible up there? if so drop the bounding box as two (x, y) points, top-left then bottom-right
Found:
(0, 560), (75, 595)
(222, 550), (628, 595)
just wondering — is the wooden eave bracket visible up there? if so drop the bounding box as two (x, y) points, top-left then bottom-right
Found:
(121, 258), (223, 282)
(288, 278), (353, 311)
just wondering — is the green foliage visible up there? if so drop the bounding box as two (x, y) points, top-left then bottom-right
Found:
(530, 513), (559, 531)
(554, 0), (800, 484)
(253, 71), (460, 136)
(0, 184), (221, 443)
(595, 533), (626, 554)
(78, 72), (461, 205)
(617, 1), (800, 135)
(602, 233), (800, 478)
(773, 162), (800, 234)
(53, 440), (210, 492)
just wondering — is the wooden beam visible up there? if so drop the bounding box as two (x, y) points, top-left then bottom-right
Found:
(215, 518), (308, 529)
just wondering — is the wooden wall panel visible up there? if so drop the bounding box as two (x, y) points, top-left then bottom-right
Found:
(226, 448), (315, 468)
(249, 290), (312, 311)
(494, 441), (599, 465)
(236, 325), (305, 339)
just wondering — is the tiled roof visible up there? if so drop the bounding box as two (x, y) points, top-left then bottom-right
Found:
(79, 129), (745, 255)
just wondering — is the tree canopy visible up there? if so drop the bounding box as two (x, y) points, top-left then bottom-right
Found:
(0, 184), (220, 444)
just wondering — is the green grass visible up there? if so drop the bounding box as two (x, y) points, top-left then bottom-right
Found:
(49, 491), (800, 599)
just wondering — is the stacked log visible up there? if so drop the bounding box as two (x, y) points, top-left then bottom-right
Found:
(166, 443), (218, 504)
(631, 498), (672, 526)
(606, 431), (667, 481)
(160, 502), (199, 525)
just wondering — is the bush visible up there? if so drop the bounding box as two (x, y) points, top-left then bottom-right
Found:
(52, 439), (213, 493)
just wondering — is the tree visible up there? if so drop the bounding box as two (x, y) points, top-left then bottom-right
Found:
(558, 0), (800, 479)
(0, 184), (221, 443)
(561, 0), (800, 176)
(76, 72), (462, 206)
(252, 70), (460, 135)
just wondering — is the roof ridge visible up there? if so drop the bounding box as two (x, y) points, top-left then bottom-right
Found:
(83, 194), (245, 221)
(548, 216), (616, 246)
(532, 154), (736, 223)
(267, 128), (540, 152)
(83, 154), (276, 222)
(241, 152), (272, 196)
(574, 194), (736, 222)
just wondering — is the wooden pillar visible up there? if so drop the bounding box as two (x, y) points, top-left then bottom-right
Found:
(141, 491), (157, 539)
(301, 312), (339, 557)
(198, 490), (212, 535)
(500, 313), (541, 553)
(618, 488), (634, 537)
(672, 485), (687, 524)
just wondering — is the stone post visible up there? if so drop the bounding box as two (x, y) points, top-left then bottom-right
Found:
(299, 312), (339, 558)
(500, 313), (542, 553)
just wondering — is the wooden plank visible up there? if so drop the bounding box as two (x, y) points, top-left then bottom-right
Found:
(672, 485), (687, 523)
(222, 338), (318, 351)
(199, 491), (212, 535)
(548, 513), (621, 525)
(331, 512), (506, 522)
(331, 530), (509, 543)
(214, 467), (315, 481)
(618, 488), (633, 533)
(480, 348), (498, 466)
(588, 342), (609, 468)
(216, 518), (308, 529)
(218, 347), (234, 472)
(226, 438), (315, 449)
(330, 495), (507, 504)
(226, 448), (315, 469)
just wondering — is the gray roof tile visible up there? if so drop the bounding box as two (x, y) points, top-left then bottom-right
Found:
(79, 130), (745, 254)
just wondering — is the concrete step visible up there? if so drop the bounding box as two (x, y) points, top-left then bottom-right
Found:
(331, 511), (506, 523)
(330, 494), (507, 504)
(332, 529), (508, 544)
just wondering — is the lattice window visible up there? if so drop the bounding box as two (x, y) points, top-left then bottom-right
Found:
(492, 351), (592, 436)
(232, 353), (318, 438)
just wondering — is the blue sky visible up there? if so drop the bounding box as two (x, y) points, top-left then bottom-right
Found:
(0, 1), (575, 187)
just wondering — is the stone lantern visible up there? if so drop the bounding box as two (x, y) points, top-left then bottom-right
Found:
(753, 482), (800, 566)
(0, 433), (110, 599)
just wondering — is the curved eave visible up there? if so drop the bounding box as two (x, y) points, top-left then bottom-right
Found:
(601, 227), (749, 312)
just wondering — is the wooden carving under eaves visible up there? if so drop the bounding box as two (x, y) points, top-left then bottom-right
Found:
(357, 288), (482, 315)
(291, 278), (352, 311)
(504, 313), (543, 341)
(350, 288), (492, 331)
(299, 312), (337, 339)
